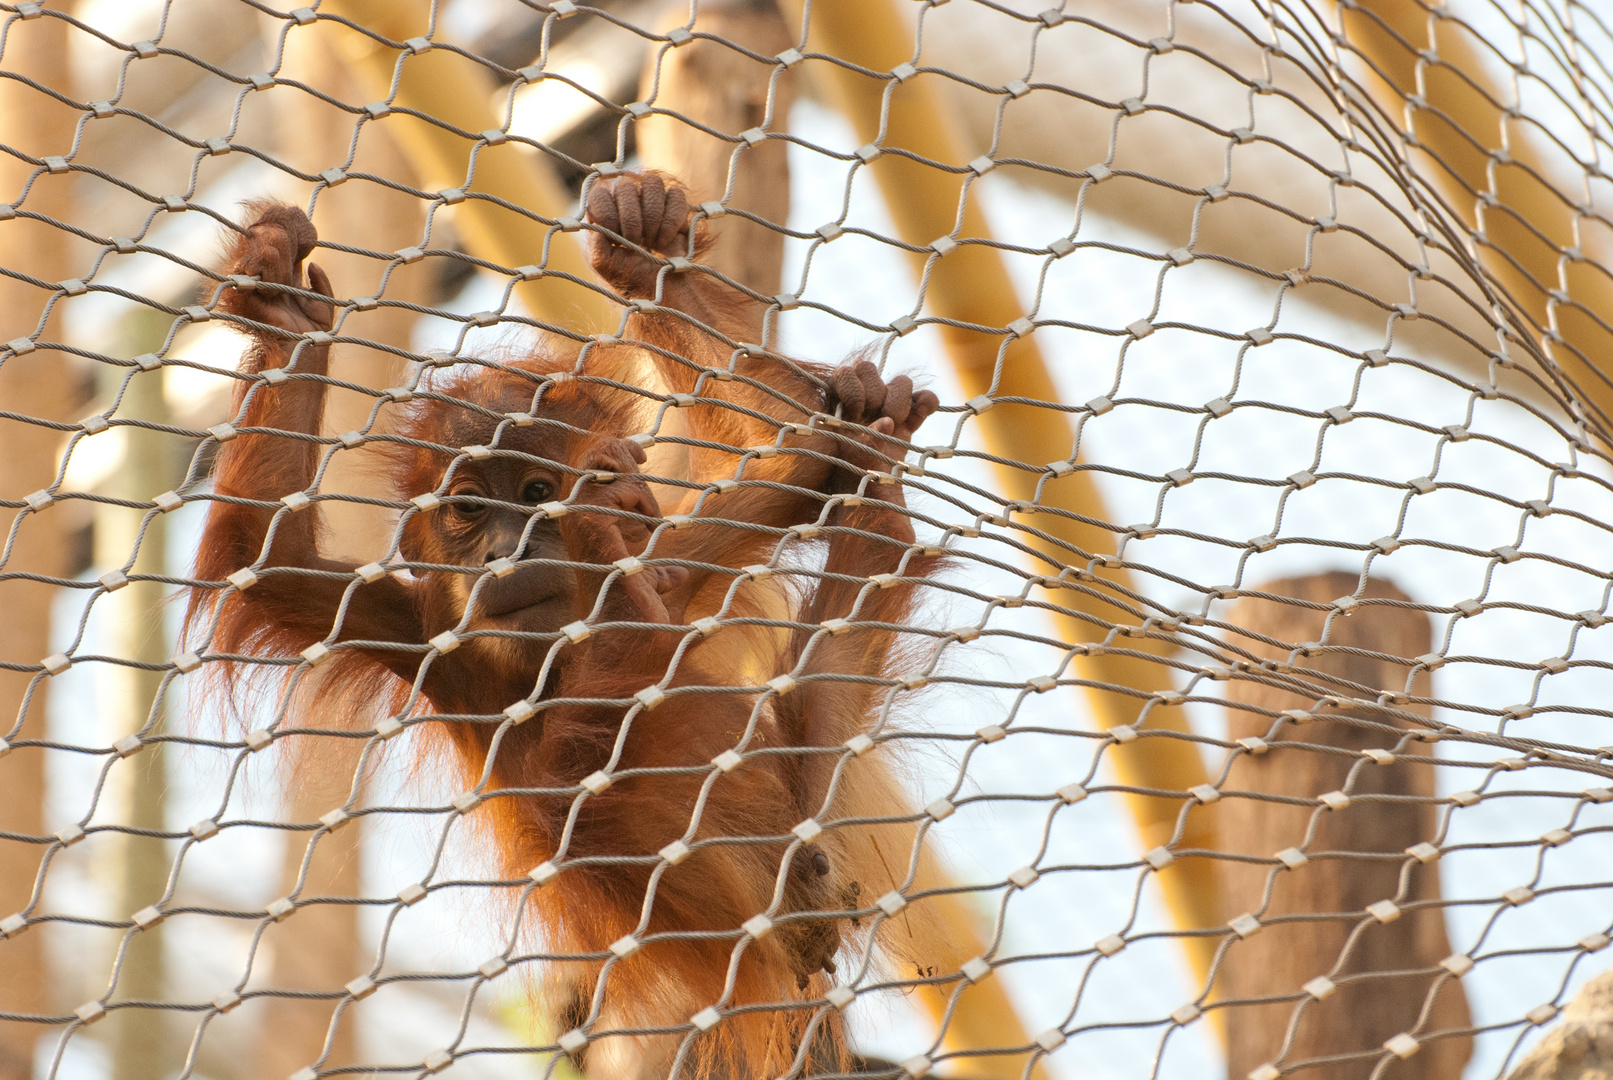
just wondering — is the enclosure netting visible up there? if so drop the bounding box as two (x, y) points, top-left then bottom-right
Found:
(6, 1), (1613, 1079)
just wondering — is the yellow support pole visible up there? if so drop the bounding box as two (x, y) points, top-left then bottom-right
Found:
(313, 1), (616, 333)
(779, 0), (1224, 1034)
(1344, 3), (1613, 432)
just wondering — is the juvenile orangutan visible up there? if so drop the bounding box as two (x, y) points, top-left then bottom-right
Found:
(186, 172), (942, 1077)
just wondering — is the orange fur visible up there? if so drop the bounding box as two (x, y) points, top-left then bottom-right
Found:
(183, 175), (944, 1079)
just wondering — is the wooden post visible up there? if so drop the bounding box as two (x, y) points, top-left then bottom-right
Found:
(1218, 572), (1471, 1079)
(94, 334), (184, 1080)
(634, 1), (796, 343)
(0, 6), (78, 1076)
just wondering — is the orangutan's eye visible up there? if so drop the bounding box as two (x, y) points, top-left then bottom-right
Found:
(522, 480), (555, 503)
(449, 486), (487, 520)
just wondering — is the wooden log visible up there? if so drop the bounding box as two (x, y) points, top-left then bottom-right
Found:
(0, 7), (78, 1076)
(634, 1), (796, 344)
(1218, 572), (1471, 1079)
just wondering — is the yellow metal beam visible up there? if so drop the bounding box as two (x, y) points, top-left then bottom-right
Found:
(314, 1), (616, 333)
(780, 0), (1224, 1042)
(1345, 2), (1613, 433)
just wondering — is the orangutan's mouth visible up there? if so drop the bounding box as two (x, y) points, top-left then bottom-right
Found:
(470, 567), (568, 619)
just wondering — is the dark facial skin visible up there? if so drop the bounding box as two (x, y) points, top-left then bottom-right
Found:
(436, 452), (571, 629)
(398, 387), (678, 663)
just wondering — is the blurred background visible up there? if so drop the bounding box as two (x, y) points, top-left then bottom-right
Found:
(6, 1), (1613, 1078)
